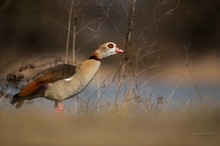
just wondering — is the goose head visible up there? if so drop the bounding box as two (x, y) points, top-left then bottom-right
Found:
(91, 42), (125, 60)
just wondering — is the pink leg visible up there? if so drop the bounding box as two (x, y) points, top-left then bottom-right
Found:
(54, 101), (64, 114)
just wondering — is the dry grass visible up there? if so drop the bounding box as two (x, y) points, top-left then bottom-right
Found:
(0, 111), (219, 146)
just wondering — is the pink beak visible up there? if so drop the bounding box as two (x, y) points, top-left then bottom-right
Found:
(115, 47), (125, 53)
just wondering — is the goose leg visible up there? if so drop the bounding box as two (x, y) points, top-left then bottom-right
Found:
(54, 101), (63, 114)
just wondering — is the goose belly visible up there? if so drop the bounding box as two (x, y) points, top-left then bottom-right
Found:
(45, 60), (100, 101)
(45, 77), (87, 101)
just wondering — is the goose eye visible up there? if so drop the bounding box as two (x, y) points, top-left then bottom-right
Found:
(107, 43), (114, 49)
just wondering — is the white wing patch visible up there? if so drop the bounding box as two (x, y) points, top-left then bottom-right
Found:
(64, 77), (73, 81)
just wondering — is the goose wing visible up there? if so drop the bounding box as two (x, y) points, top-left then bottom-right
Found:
(19, 64), (76, 96)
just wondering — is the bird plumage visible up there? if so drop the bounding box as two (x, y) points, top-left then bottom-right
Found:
(11, 42), (124, 109)
(19, 64), (76, 97)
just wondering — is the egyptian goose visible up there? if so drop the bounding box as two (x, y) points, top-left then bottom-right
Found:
(11, 42), (124, 113)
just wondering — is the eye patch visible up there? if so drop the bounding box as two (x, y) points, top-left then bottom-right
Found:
(107, 43), (114, 48)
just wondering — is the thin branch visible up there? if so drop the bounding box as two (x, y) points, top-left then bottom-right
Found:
(114, 0), (136, 109)
(158, 0), (181, 21)
(76, 0), (91, 13)
(114, 62), (125, 108)
(65, 0), (74, 64)
(107, 2), (115, 13)
(95, 0), (125, 43)
(77, 35), (100, 51)
(179, 98), (190, 119)
(125, 0), (136, 54)
(76, 17), (104, 35)
(160, 83), (180, 119)
(184, 44), (208, 114)
(48, 14), (68, 29)
(116, 0), (128, 18)
(72, 6), (77, 65)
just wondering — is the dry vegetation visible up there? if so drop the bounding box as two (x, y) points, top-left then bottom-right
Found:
(0, 111), (219, 146)
(0, 0), (220, 145)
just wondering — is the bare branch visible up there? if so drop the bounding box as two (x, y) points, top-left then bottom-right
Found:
(72, 6), (77, 65)
(125, 0), (136, 57)
(95, 0), (125, 43)
(107, 2), (115, 13)
(65, 0), (74, 64)
(183, 44), (208, 114)
(116, 0), (128, 18)
(160, 83), (180, 119)
(114, 0), (136, 109)
(76, 17), (104, 35)
(76, 35), (100, 51)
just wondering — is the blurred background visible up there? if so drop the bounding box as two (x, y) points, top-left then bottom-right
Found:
(0, 0), (220, 145)
(1, 0), (220, 61)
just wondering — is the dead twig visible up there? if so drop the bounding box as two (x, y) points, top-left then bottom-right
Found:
(65, 0), (74, 64)
(160, 83), (180, 119)
(184, 44), (208, 114)
(114, 0), (136, 110)
(95, 0), (125, 43)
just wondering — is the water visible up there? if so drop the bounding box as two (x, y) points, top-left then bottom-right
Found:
(1, 80), (219, 113)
